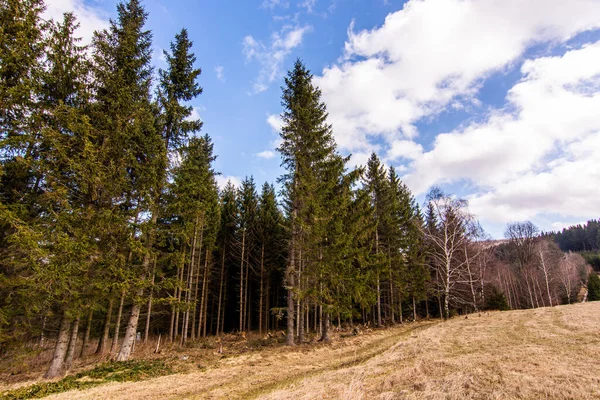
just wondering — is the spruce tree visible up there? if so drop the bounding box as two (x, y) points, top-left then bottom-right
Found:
(278, 59), (347, 344)
(364, 153), (391, 326)
(158, 28), (202, 151)
(0, 0), (45, 156)
(587, 272), (600, 301)
(91, 0), (165, 361)
(236, 177), (258, 332)
(256, 183), (284, 335)
(38, 12), (98, 378)
(0, 3), (47, 337)
(215, 181), (238, 335)
(170, 135), (219, 342)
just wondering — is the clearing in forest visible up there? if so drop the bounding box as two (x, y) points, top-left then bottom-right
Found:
(4, 301), (600, 399)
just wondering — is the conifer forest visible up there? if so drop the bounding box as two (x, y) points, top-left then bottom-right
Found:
(0, 0), (597, 384)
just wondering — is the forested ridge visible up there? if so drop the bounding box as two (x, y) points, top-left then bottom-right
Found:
(0, 0), (595, 381)
(542, 220), (600, 270)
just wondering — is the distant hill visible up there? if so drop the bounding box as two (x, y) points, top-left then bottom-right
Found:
(542, 220), (600, 270)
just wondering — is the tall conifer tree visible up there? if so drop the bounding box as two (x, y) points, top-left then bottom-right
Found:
(278, 59), (346, 344)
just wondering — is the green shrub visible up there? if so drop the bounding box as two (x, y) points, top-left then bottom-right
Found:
(485, 286), (509, 311)
(588, 272), (600, 301)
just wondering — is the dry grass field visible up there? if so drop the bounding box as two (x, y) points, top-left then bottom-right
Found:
(5, 301), (600, 399)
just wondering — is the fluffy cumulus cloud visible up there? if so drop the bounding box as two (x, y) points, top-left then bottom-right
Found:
(314, 0), (600, 232)
(407, 42), (600, 224)
(316, 0), (600, 150)
(44, 0), (109, 44)
(244, 25), (311, 93)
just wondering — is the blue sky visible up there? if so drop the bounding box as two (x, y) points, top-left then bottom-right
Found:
(46, 0), (600, 238)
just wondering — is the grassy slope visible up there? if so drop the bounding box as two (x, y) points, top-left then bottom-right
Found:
(11, 302), (600, 399)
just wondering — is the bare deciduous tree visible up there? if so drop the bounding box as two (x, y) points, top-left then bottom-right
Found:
(423, 189), (481, 319)
(505, 221), (539, 308)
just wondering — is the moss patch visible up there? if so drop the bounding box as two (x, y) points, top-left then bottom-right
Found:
(0, 360), (172, 399)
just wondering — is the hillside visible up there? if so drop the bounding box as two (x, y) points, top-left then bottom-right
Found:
(5, 301), (597, 400)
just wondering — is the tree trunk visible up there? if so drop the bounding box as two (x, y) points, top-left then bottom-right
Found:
(117, 205), (160, 362)
(389, 265), (395, 324)
(115, 292), (142, 361)
(64, 315), (80, 371)
(199, 248), (209, 337)
(266, 276), (271, 333)
(523, 268), (536, 308)
(534, 275), (546, 307)
(297, 244), (304, 340)
(209, 286), (216, 335)
(244, 247), (250, 332)
(539, 249), (553, 307)
(203, 256), (210, 338)
(320, 303), (324, 335)
(96, 297), (113, 355)
(183, 218), (201, 344)
(298, 299), (305, 342)
(111, 289), (126, 354)
(444, 259), (451, 319)
(191, 255), (199, 341)
(313, 303), (317, 335)
(79, 309), (92, 358)
(174, 250), (185, 341)
(44, 312), (71, 379)
(40, 315), (47, 348)
(221, 268), (227, 335)
(259, 243), (265, 336)
(465, 247), (478, 312)
(144, 257), (156, 342)
(398, 297), (403, 323)
(307, 303), (311, 334)
(376, 274), (382, 326)
(217, 248), (226, 336)
(375, 229), (382, 327)
(319, 312), (330, 342)
(444, 288), (450, 320)
(169, 285), (176, 342)
(239, 228), (246, 333)
(286, 235), (295, 346)
(412, 295), (417, 321)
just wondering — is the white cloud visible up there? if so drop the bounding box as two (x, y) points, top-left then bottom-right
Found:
(185, 106), (203, 122)
(216, 175), (242, 190)
(44, 0), (109, 45)
(266, 113), (284, 133)
(311, 0), (600, 233)
(256, 150), (277, 159)
(261, 0), (290, 9)
(243, 25), (311, 93)
(215, 65), (225, 82)
(299, 0), (317, 13)
(386, 140), (423, 161)
(315, 0), (600, 154)
(551, 221), (589, 232)
(405, 42), (600, 226)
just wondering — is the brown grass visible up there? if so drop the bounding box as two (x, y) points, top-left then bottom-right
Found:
(5, 302), (600, 399)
